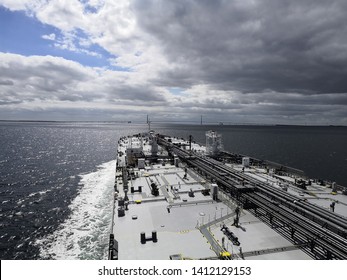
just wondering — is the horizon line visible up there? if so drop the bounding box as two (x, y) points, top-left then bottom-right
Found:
(0, 119), (345, 127)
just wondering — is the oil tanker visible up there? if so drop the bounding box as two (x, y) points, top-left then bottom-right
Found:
(108, 130), (347, 260)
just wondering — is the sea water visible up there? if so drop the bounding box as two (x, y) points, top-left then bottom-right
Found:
(0, 121), (346, 259)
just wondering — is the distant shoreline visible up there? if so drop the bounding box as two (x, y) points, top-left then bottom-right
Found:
(0, 119), (345, 127)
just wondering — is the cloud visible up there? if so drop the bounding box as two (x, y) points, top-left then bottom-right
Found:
(0, 79), (14, 86)
(42, 33), (56, 41)
(52, 31), (102, 57)
(1, 0), (347, 124)
(0, 52), (168, 117)
(133, 0), (347, 94)
(0, 53), (93, 103)
(0, 0), (32, 11)
(0, 0), (158, 69)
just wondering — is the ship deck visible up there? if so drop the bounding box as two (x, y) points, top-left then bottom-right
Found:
(108, 133), (347, 260)
(113, 160), (312, 260)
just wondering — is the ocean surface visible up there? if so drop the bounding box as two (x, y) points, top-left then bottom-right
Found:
(0, 121), (346, 259)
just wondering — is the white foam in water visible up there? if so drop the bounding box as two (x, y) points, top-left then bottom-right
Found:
(36, 160), (116, 259)
(28, 189), (51, 197)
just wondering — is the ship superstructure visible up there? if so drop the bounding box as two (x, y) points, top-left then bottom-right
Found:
(108, 131), (347, 260)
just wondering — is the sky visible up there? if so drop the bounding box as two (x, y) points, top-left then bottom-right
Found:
(1, 0), (347, 125)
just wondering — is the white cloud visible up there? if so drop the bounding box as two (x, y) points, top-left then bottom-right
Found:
(0, 0), (32, 11)
(42, 33), (56, 41)
(33, 0), (86, 32)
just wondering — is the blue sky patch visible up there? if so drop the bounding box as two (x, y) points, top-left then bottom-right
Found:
(0, 7), (59, 56)
(0, 6), (115, 68)
(169, 87), (185, 96)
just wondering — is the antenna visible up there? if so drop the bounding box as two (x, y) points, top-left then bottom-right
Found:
(201, 115), (203, 125)
(147, 115), (151, 131)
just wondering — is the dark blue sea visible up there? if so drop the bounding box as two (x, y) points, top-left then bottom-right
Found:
(1, 121), (346, 259)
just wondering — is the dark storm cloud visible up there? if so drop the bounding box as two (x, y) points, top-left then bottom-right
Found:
(133, 0), (347, 94)
(0, 79), (14, 86)
(105, 84), (167, 102)
(0, 100), (22, 105)
(235, 92), (347, 106)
